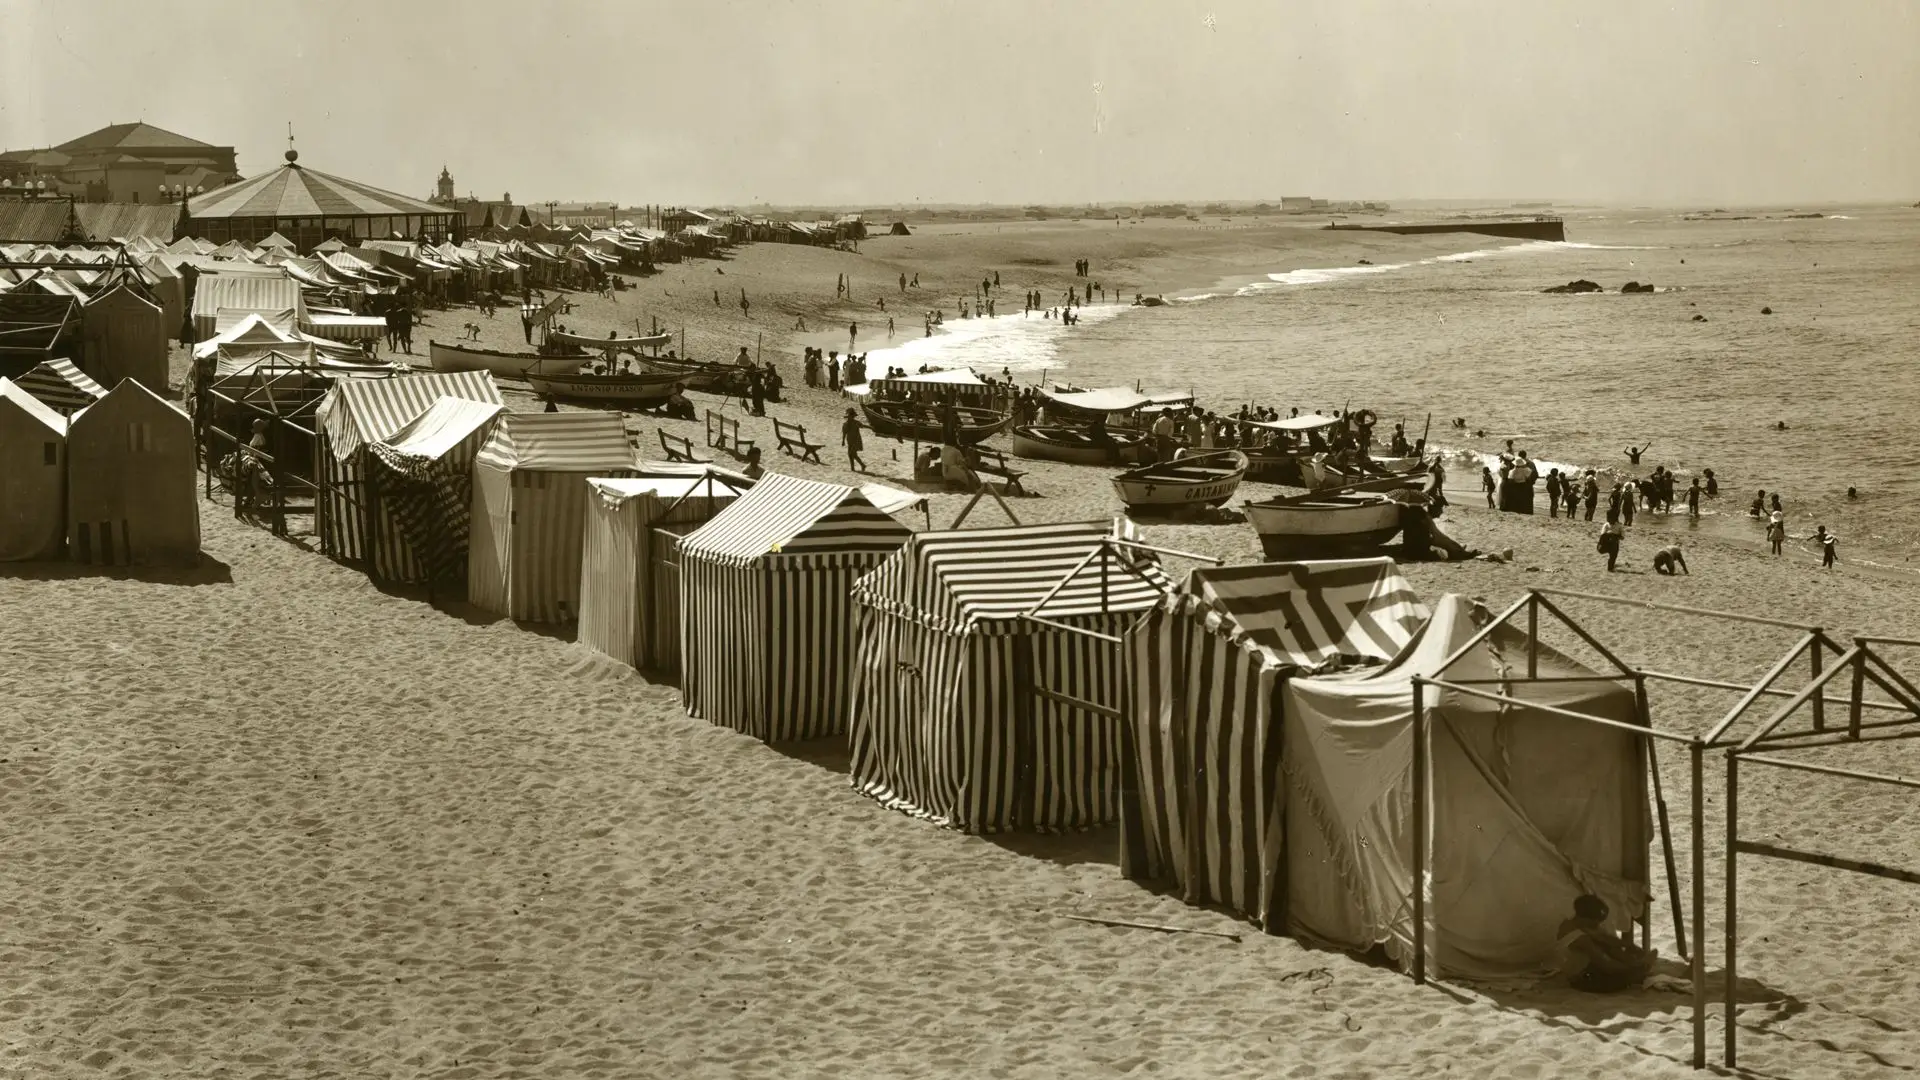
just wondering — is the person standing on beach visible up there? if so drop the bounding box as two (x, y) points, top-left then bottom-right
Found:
(1686, 477), (1702, 518)
(1152, 411), (1176, 463)
(1767, 511), (1787, 554)
(1620, 482), (1636, 526)
(1482, 466), (1497, 509)
(1770, 493), (1784, 517)
(994, 270), (1000, 288)
(1606, 483), (1622, 524)
(826, 352), (841, 391)
(899, 271), (907, 293)
(1704, 468), (1718, 498)
(1816, 525), (1837, 569)
(1598, 520), (1624, 572)
(849, 321), (858, 352)
(842, 408), (866, 472)
(1750, 489), (1767, 517)
(1546, 469), (1563, 517)
(1583, 473), (1599, 521)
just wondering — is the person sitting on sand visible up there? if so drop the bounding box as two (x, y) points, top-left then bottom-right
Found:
(1652, 544), (1689, 575)
(663, 384), (695, 421)
(1557, 895), (1657, 993)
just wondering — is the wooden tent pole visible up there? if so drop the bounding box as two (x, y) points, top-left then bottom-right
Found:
(1411, 677), (1428, 984)
(1725, 751), (1740, 1067)
(1641, 676), (1686, 960)
(1690, 740), (1707, 1070)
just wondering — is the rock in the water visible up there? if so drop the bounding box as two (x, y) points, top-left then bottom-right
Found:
(1542, 279), (1604, 294)
(1621, 281), (1655, 294)
(1761, 306), (1773, 314)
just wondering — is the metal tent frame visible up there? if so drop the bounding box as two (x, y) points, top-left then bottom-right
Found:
(1413, 587), (1920, 1070)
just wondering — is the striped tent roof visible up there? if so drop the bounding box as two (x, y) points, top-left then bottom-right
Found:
(0, 377), (68, 434)
(12, 357), (106, 415)
(316, 369), (502, 462)
(187, 160), (452, 221)
(1178, 558), (1428, 673)
(854, 520), (1168, 636)
(473, 410), (632, 472)
(375, 397), (504, 462)
(681, 471), (912, 567)
(191, 273), (305, 325)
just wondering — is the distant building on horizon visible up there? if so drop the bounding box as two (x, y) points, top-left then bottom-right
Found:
(1280, 196), (1314, 212)
(0, 122), (239, 204)
(428, 166), (534, 230)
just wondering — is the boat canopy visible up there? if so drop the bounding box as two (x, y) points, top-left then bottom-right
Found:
(885, 368), (989, 387)
(1043, 385), (1150, 413)
(1246, 414), (1342, 433)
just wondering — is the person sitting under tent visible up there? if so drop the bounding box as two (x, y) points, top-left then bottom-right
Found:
(1556, 894), (1658, 993)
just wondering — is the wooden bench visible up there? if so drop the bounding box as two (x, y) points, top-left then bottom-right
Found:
(704, 409), (756, 459)
(967, 446), (1029, 496)
(772, 418), (826, 464)
(658, 429), (708, 464)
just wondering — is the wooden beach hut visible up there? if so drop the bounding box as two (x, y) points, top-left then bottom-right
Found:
(79, 282), (167, 392)
(12, 357), (106, 417)
(848, 520), (1171, 833)
(576, 472), (747, 673)
(467, 411), (636, 623)
(678, 472), (916, 742)
(0, 378), (68, 561)
(1279, 594), (1649, 980)
(1121, 558), (1429, 922)
(364, 396), (505, 589)
(66, 379), (199, 567)
(314, 369), (502, 580)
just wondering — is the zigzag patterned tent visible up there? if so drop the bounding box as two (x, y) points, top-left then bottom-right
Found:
(848, 520), (1169, 833)
(1121, 558), (1427, 924)
(366, 397), (503, 588)
(679, 472), (914, 742)
(467, 411), (635, 623)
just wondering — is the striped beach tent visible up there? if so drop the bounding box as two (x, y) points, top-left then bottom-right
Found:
(366, 396), (504, 588)
(679, 472), (915, 742)
(1281, 594), (1648, 979)
(577, 473), (748, 673)
(848, 520), (1170, 833)
(1121, 558), (1427, 926)
(189, 272), (305, 341)
(467, 411), (635, 623)
(12, 357), (106, 416)
(314, 369), (501, 580)
(0, 379), (68, 561)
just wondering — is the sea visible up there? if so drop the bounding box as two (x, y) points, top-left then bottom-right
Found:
(864, 206), (1920, 572)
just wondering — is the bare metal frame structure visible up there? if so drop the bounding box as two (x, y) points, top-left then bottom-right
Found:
(1413, 586), (1920, 1070)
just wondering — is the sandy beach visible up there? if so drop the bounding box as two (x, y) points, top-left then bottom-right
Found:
(7, 219), (1917, 1078)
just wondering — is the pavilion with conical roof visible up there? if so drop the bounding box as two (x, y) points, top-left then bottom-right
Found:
(181, 146), (460, 253)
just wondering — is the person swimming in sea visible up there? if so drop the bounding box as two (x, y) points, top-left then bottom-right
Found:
(1624, 440), (1652, 466)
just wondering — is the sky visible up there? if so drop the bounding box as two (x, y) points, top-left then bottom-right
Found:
(3, 0), (1916, 208)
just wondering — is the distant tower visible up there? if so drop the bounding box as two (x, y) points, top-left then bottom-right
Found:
(435, 165), (455, 203)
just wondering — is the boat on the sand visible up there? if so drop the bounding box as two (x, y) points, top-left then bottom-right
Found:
(862, 400), (1009, 445)
(641, 355), (750, 394)
(429, 340), (583, 380)
(548, 329), (675, 353)
(1111, 450), (1248, 511)
(1009, 424), (1147, 465)
(525, 369), (683, 405)
(1243, 474), (1436, 559)
(1306, 453), (1429, 492)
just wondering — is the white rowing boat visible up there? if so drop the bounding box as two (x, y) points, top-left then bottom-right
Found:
(525, 370), (683, 405)
(1243, 494), (1407, 560)
(429, 339), (582, 380)
(1111, 450), (1248, 511)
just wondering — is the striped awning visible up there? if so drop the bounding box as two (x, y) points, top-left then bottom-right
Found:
(304, 313), (387, 342)
(474, 410), (633, 471)
(316, 369), (502, 462)
(681, 471), (912, 567)
(853, 519), (1168, 636)
(375, 396), (504, 462)
(12, 357), (106, 415)
(1179, 558), (1429, 673)
(191, 273), (305, 333)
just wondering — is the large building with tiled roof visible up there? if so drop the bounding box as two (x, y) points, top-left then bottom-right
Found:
(0, 121), (238, 203)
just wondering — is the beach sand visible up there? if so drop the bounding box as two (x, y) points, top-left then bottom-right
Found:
(10, 221), (1916, 1077)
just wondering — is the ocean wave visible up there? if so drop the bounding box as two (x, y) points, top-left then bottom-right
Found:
(1830, 214), (1857, 220)
(856, 302), (1132, 374)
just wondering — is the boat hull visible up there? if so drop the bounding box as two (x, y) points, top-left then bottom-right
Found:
(862, 402), (1008, 446)
(1306, 455), (1429, 492)
(549, 330), (675, 353)
(525, 371), (681, 405)
(1111, 451), (1248, 510)
(1010, 425), (1146, 465)
(641, 357), (749, 394)
(1244, 449), (1313, 486)
(430, 340), (581, 379)
(1243, 497), (1406, 560)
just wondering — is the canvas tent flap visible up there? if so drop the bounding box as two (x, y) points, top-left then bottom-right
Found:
(474, 411), (633, 471)
(589, 474), (746, 510)
(373, 396), (503, 462)
(857, 482), (925, 519)
(679, 472), (910, 565)
(1184, 558), (1430, 673)
(316, 369), (502, 461)
(1280, 594), (1649, 981)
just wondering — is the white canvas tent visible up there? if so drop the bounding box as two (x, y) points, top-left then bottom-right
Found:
(66, 379), (199, 567)
(468, 411), (636, 623)
(1281, 594), (1650, 980)
(849, 520), (1169, 833)
(0, 378), (68, 561)
(576, 473), (747, 672)
(679, 472), (914, 742)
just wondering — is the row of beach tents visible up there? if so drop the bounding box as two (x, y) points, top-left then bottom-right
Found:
(297, 366), (1651, 983)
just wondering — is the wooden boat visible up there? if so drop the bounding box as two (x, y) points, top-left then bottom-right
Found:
(1306, 454), (1430, 492)
(1244, 474), (1436, 559)
(861, 400), (1009, 446)
(1111, 450), (1248, 511)
(525, 369), (683, 405)
(429, 340), (583, 379)
(548, 329), (675, 354)
(641, 355), (749, 394)
(1243, 447), (1314, 486)
(1009, 424), (1147, 465)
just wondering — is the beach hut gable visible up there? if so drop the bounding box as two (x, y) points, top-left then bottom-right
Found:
(65, 379), (199, 567)
(679, 472), (909, 567)
(0, 378), (70, 561)
(576, 474), (746, 672)
(12, 357), (107, 416)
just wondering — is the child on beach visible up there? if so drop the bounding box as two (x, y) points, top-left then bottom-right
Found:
(1816, 525), (1838, 569)
(1686, 478), (1702, 518)
(1557, 895), (1658, 993)
(1766, 511), (1786, 555)
(841, 408), (866, 472)
(1482, 466), (1496, 509)
(1597, 520), (1625, 572)
(1652, 544), (1688, 575)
